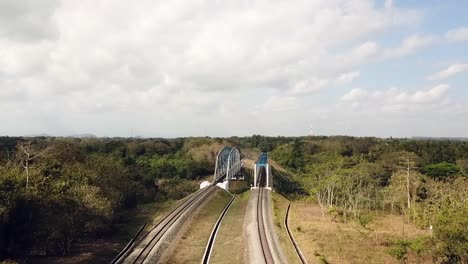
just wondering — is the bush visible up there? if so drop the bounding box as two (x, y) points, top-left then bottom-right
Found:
(424, 162), (460, 179)
(388, 237), (431, 263)
(434, 203), (468, 263)
(358, 212), (374, 228)
(389, 239), (411, 263)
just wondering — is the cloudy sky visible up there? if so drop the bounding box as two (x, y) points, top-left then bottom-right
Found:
(1, 0), (467, 137)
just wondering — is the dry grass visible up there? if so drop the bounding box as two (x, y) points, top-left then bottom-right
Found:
(269, 159), (287, 173)
(210, 191), (251, 264)
(184, 139), (230, 163)
(271, 192), (314, 264)
(160, 188), (232, 264)
(288, 201), (433, 264)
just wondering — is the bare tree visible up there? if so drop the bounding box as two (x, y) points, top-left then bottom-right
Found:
(17, 141), (50, 188)
(400, 153), (418, 209)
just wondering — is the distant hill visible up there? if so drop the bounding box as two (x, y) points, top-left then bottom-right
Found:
(411, 137), (468, 141)
(69, 134), (97, 138)
(24, 133), (52, 137)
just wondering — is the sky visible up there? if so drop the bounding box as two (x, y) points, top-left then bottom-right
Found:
(1, 0), (468, 138)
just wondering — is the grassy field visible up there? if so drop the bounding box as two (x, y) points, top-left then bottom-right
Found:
(160, 188), (232, 264)
(209, 191), (250, 264)
(288, 201), (434, 264)
(271, 192), (312, 264)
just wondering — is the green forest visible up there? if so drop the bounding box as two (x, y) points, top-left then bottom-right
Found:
(0, 135), (467, 263)
(0, 136), (216, 261)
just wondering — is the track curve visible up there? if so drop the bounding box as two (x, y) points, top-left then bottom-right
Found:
(285, 203), (308, 264)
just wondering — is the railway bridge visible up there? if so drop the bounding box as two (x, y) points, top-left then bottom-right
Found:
(253, 152), (272, 189)
(212, 146), (242, 190)
(112, 148), (294, 264)
(212, 148), (273, 190)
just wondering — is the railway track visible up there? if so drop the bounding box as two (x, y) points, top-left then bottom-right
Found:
(257, 171), (275, 263)
(285, 203), (308, 264)
(114, 185), (216, 264)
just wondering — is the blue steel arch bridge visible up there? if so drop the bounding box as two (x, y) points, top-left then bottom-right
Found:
(253, 152), (272, 189)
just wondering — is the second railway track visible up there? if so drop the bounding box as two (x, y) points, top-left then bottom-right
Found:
(285, 203), (308, 264)
(257, 186), (274, 264)
(117, 185), (216, 264)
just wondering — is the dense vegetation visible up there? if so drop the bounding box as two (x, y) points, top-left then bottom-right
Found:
(0, 137), (217, 261)
(268, 136), (468, 263)
(1, 135), (467, 263)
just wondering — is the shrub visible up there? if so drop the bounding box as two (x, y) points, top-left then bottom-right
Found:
(389, 239), (411, 263)
(434, 203), (468, 263)
(424, 162), (460, 179)
(319, 255), (329, 264)
(388, 237), (430, 263)
(358, 212), (374, 228)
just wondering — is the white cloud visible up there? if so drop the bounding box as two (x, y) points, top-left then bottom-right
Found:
(445, 27), (468, 43)
(0, 0), (59, 41)
(340, 84), (450, 110)
(383, 34), (437, 58)
(287, 71), (360, 95)
(315, 83), (468, 137)
(8, 0), (466, 138)
(427, 64), (468, 80)
(255, 95), (298, 113)
(351, 41), (380, 60)
(336, 71), (361, 84)
(340, 88), (369, 101)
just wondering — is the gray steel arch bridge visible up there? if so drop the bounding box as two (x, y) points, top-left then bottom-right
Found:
(213, 146), (242, 189)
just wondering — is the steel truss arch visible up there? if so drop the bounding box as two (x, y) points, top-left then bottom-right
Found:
(213, 146), (241, 188)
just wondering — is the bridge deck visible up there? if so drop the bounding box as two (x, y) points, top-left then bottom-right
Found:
(256, 153), (268, 165)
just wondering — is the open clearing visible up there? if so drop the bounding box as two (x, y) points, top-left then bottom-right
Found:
(288, 201), (433, 264)
(271, 192), (313, 264)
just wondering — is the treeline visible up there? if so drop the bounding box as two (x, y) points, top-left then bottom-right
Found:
(228, 135), (297, 152)
(0, 137), (216, 261)
(269, 136), (468, 263)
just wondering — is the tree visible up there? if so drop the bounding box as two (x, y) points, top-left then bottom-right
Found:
(456, 158), (468, 176)
(434, 199), (468, 262)
(424, 162), (460, 179)
(303, 153), (344, 217)
(380, 151), (420, 209)
(16, 142), (51, 188)
(402, 154), (417, 209)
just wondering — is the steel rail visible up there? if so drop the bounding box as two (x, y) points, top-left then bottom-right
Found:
(126, 185), (215, 264)
(257, 168), (274, 264)
(131, 185), (214, 264)
(285, 203), (308, 264)
(112, 189), (200, 264)
(116, 174), (227, 264)
(131, 171), (228, 250)
(111, 222), (147, 264)
(201, 195), (236, 264)
(113, 187), (203, 264)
